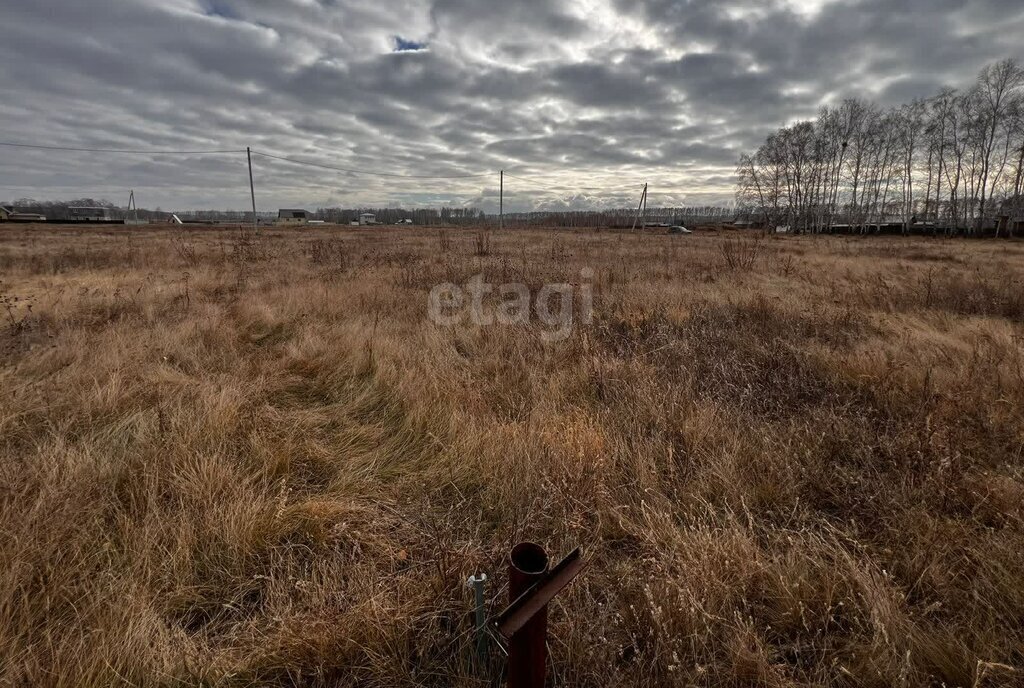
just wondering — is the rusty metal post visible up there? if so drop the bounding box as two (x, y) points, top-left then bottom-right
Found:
(507, 542), (549, 688)
(497, 545), (586, 688)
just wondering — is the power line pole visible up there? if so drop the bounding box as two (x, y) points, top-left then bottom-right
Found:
(631, 183), (647, 232)
(499, 169), (503, 230)
(247, 146), (258, 234)
(127, 189), (138, 224)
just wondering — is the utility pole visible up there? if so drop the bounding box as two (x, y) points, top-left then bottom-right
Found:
(247, 146), (258, 234)
(127, 189), (138, 224)
(631, 183), (648, 232)
(499, 169), (503, 230)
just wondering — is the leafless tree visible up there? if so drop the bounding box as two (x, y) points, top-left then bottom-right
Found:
(737, 59), (1024, 236)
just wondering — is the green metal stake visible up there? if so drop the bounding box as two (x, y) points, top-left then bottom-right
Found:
(467, 573), (488, 673)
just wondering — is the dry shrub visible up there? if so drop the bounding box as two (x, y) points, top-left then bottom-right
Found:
(306, 238), (348, 271)
(437, 229), (452, 254)
(719, 234), (764, 271)
(474, 229), (490, 256)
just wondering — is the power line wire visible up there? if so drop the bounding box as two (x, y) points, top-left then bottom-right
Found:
(501, 172), (551, 188)
(0, 141), (244, 155)
(250, 150), (493, 179)
(504, 171), (651, 190)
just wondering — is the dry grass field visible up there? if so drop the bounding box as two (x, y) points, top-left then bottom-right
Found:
(1, 223), (1023, 687)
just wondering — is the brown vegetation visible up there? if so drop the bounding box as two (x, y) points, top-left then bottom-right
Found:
(1, 224), (1023, 687)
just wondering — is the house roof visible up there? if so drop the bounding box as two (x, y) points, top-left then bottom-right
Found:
(999, 195), (1024, 218)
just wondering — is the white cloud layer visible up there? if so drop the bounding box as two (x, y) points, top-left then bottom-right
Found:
(1, 0), (1022, 211)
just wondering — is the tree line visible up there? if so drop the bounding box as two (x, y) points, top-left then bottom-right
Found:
(311, 207), (485, 225)
(497, 206), (732, 228)
(3, 198), (737, 228)
(0, 200), (488, 226)
(737, 59), (1024, 236)
(3, 198), (123, 219)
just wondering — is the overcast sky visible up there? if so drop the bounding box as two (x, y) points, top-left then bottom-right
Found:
(2, 0), (1023, 213)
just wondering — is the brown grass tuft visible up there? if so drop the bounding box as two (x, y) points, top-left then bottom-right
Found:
(1, 224), (1023, 686)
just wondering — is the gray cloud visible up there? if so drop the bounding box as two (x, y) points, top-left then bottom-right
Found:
(1, 0), (1022, 212)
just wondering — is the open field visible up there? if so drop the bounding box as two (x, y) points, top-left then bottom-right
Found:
(1, 224), (1023, 687)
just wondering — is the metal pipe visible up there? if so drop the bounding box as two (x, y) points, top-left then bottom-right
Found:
(497, 548), (583, 640)
(507, 542), (549, 688)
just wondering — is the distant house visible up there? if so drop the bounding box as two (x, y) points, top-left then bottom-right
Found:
(0, 206), (11, 222)
(998, 196), (1024, 235)
(359, 212), (376, 226)
(69, 207), (115, 222)
(8, 212), (47, 222)
(996, 214), (1024, 235)
(729, 213), (766, 230)
(277, 209), (309, 225)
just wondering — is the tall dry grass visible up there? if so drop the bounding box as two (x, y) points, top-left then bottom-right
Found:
(1, 224), (1022, 687)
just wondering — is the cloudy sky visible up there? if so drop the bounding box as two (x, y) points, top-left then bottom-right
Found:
(1, 0), (1022, 213)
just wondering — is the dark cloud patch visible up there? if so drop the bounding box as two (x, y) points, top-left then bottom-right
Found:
(200, 1), (240, 19)
(544, 61), (670, 109)
(430, 0), (589, 45)
(876, 76), (948, 106)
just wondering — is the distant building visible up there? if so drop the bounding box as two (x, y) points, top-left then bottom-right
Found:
(996, 214), (1024, 234)
(2, 204), (48, 222)
(359, 212), (376, 226)
(998, 196), (1024, 234)
(69, 207), (114, 222)
(8, 212), (47, 222)
(277, 209), (309, 225)
(729, 213), (766, 230)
